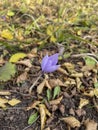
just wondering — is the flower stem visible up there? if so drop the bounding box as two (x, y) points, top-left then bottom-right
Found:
(29, 73), (43, 94)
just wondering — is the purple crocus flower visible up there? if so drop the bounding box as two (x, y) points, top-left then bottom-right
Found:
(41, 53), (60, 73)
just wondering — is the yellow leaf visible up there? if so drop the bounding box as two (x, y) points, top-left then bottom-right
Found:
(79, 98), (89, 109)
(0, 91), (11, 96)
(9, 53), (27, 63)
(0, 102), (7, 108)
(0, 98), (8, 108)
(94, 88), (98, 98)
(8, 98), (21, 106)
(0, 98), (8, 104)
(39, 104), (51, 130)
(46, 25), (53, 36)
(39, 104), (47, 130)
(50, 35), (57, 43)
(36, 0), (43, 4)
(77, 30), (82, 36)
(1, 29), (13, 40)
(61, 116), (80, 128)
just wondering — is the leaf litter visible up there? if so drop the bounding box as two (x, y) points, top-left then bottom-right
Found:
(0, 0), (98, 130)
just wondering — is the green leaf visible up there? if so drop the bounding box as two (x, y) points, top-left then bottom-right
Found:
(94, 82), (98, 88)
(53, 86), (61, 99)
(9, 53), (27, 63)
(0, 62), (16, 82)
(46, 89), (52, 101)
(84, 56), (96, 67)
(28, 112), (38, 125)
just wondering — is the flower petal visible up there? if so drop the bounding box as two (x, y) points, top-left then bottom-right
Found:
(49, 53), (59, 65)
(41, 55), (49, 71)
(43, 65), (60, 73)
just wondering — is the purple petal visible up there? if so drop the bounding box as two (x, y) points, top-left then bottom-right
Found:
(41, 55), (49, 71)
(49, 53), (59, 65)
(43, 65), (60, 73)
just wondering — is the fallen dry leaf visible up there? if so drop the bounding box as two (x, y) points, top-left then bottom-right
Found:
(83, 90), (94, 97)
(17, 72), (28, 83)
(93, 98), (98, 112)
(61, 116), (80, 128)
(0, 97), (8, 108)
(0, 91), (11, 96)
(57, 67), (68, 75)
(81, 65), (94, 72)
(76, 77), (82, 90)
(8, 98), (21, 106)
(0, 58), (5, 66)
(26, 101), (41, 111)
(59, 104), (65, 115)
(84, 119), (97, 130)
(75, 109), (86, 117)
(27, 48), (37, 58)
(45, 80), (52, 90)
(37, 80), (46, 94)
(93, 88), (98, 98)
(39, 104), (51, 130)
(0, 102), (7, 108)
(71, 73), (83, 78)
(79, 98), (89, 109)
(44, 127), (50, 130)
(49, 79), (65, 88)
(64, 78), (76, 86)
(17, 59), (32, 68)
(0, 97), (8, 104)
(49, 96), (63, 105)
(63, 62), (75, 73)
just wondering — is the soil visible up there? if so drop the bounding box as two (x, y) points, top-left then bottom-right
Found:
(0, 43), (98, 130)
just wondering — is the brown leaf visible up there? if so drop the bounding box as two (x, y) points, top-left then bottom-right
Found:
(37, 80), (46, 94)
(45, 80), (52, 89)
(17, 59), (32, 68)
(69, 108), (75, 116)
(84, 119), (97, 130)
(61, 116), (80, 128)
(93, 98), (98, 112)
(44, 127), (51, 130)
(49, 96), (63, 105)
(27, 48), (37, 58)
(26, 101), (41, 111)
(17, 72), (27, 83)
(57, 67), (68, 75)
(75, 109), (86, 117)
(52, 104), (58, 112)
(49, 79), (65, 88)
(59, 104), (65, 115)
(0, 58), (5, 66)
